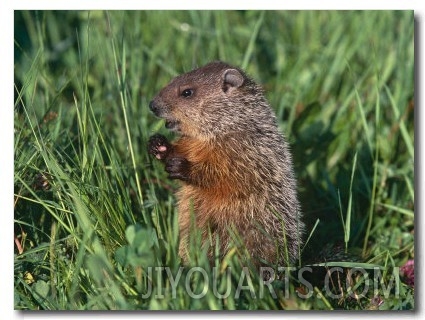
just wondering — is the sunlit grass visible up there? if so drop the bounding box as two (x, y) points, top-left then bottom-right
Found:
(14, 10), (414, 310)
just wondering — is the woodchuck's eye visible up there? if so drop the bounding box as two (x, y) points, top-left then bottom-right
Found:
(181, 88), (194, 98)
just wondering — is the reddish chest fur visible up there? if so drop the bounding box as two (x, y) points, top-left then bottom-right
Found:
(173, 137), (252, 231)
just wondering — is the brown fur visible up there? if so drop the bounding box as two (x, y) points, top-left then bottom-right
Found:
(148, 61), (304, 267)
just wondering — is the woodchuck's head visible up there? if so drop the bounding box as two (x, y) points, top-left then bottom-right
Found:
(149, 61), (275, 139)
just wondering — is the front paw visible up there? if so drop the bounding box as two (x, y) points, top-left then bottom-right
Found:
(148, 134), (171, 160)
(165, 157), (190, 181)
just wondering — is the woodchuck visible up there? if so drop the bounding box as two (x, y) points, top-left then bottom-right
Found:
(148, 61), (304, 268)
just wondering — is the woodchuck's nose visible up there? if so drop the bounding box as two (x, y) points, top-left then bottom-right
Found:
(149, 100), (161, 117)
(149, 100), (156, 112)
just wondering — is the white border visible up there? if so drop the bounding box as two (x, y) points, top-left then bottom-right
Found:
(4, 1), (423, 319)
(8, 0), (425, 10)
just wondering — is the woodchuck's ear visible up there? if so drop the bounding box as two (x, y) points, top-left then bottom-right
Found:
(222, 68), (245, 92)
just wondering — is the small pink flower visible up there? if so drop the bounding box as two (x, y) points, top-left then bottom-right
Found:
(400, 259), (414, 287)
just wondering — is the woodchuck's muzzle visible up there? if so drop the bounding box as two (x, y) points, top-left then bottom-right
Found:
(149, 100), (159, 115)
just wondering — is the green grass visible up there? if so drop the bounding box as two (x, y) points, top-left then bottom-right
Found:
(14, 10), (414, 310)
